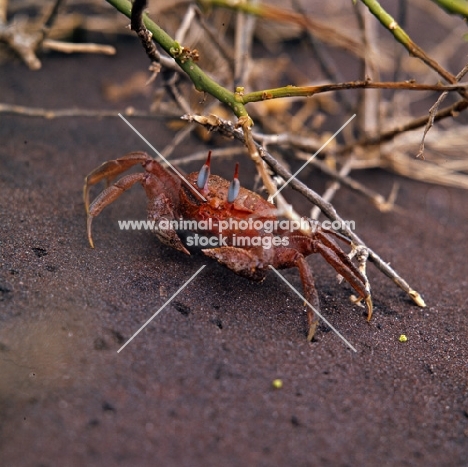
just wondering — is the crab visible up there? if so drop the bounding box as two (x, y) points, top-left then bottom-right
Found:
(84, 151), (372, 340)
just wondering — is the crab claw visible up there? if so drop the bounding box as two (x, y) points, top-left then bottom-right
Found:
(197, 151), (212, 193)
(228, 163), (240, 203)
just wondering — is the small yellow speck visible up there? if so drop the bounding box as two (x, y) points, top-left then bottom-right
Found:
(389, 20), (398, 30)
(399, 334), (408, 342)
(272, 379), (283, 389)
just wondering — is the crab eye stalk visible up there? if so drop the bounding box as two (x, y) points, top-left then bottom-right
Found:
(228, 163), (240, 203)
(197, 151), (212, 191)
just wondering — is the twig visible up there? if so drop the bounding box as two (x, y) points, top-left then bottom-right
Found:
(392, 0), (408, 85)
(341, 97), (468, 152)
(241, 80), (468, 104)
(305, 155), (401, 214)
(355, 2), (381, 136)
(193, 6), (234, 73)
(383, 148), (468, 190)
(182, 113), (426, 308)
(310, 156), (354, 220)
(0, 13), (43, 69)
(106, 0), (250, 119)
(429, 0), (468, 18)
(0, 0), (116, 69)
(0, 103), (172, 118)
(107, 0), (467, 126)
(175, 4), (197, 44)
(42, 39), (116, 55)
(170, 146), (244, 166)
(291, 0), (354, 113)
(197, 0), (366, 59)
(233, 0), (257, 88)
(253, 131), (321, 151)
(39, 0), (65, 42)
(160, 122), (196, 159)
(359, 0), (468, 103)
(238, 116), (278, 199)
(261, 148), (425, 308)
(417, 63), (468, 158)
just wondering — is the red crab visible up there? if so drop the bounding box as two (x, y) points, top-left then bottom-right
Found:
(84, 151), (372, 340)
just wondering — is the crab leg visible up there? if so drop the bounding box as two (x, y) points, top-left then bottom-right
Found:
(87, 173), (145, 248)
(314, 231), (373, 320)
(294, 255), (320, 341)
(83, 151), (152, 212)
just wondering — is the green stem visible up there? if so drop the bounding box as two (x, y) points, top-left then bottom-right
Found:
(430, 0), (468, 19)
(104, 0), (249, 118)
(242, 81), (466, 103)
(359, 0), (457, 84)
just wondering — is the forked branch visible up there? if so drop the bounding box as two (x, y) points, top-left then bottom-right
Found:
(182, 113), (426, 308)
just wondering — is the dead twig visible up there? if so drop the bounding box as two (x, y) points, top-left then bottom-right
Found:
(0, 103), (175, 119)
(417, 63), (468, 158)
(131, 0), (192, 114)
(341, 97), (468, 152)
(0, 0), (117, 69)
(303, 155), (401, 214)
(182, 113), (426, 308)
(42, 39), (115, 55)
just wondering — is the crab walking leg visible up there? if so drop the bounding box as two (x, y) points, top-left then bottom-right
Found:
(87, 173), (145, 248)
(83, 152), (152, 212)
(294, 255), (321, 341)
(314, 239), (373, 320)
(202, 246), (322, 339)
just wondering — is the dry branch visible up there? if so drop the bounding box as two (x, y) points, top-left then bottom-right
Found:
(182, 112), (426, 308)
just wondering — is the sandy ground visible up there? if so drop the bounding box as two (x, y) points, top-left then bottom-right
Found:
(1, 16), (468, 467)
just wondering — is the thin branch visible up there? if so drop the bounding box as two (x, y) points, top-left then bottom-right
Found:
(392, 0), (408, 85)
(260, 148), (425, 308)
(429, 0), (468, 19)
(233, 0), (257, 88)
(105, 0), (250, 119)
(175, 4), (197, 44)
(39, 0), (65, 41)
(0, 0), (116, 69)
(0, 103), (172, 118)
(291, 0), (354, 113)
(253, 131), (322, 153)
(417, 63), (468, 158)
(305, 155), (401, 214)
(241, 80), (468, 104)
(310, 156), (354, 220)
(107, 0), (467, 129)
(359, 0), (468, 102)
(341, 97), (468, 152)
(42, 39), (116, 55)
(197, 0), (366, 59)
(238, 116), (278, 199)
(182, 113), (426, 308)
(193, 7), (235, 72)
(355, 2), (381, 136)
